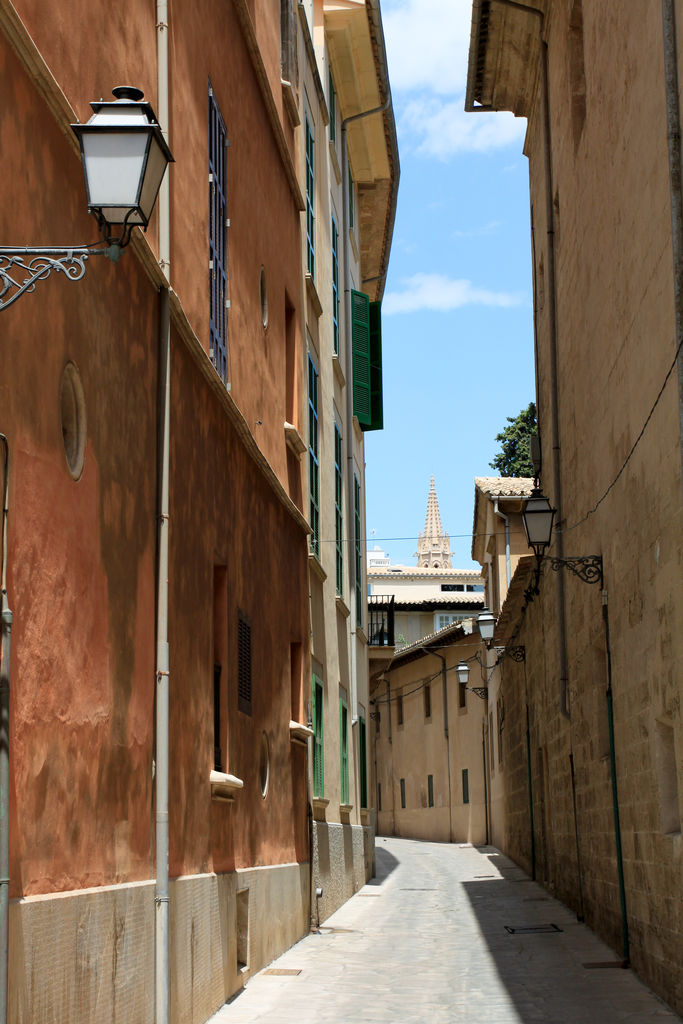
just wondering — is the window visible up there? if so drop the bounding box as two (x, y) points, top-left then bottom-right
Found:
(435, 613), (461, 631)
(462, 768), (469, 804)
(428, 774), (434, 807)
(340, 698), (349, 804)
(489, 711), (495, 773)
(377, 782), (382, 812)
(397, 693), (403, 726)
(459, 677), (467, 710)
(305, 115), (315, 279)
(237, 611), (252, 715)
(313, 676), (324, 797)
(331, 215), (339, 354)
(213, 566), (228, 770)
(209, 84), (228, 383)
(354, 475), (362, 625)
(497, 696), (504, 765)
(424, 683), (431, 719)
(400, 778), (406, 809)
(280, 0), (298, 84)
(308, 356), (319, 556)
(351, 290), (383, 431)
(359, 716), (367, 808)
(329, 70), (336, 144)
(441, 584), (464, 592)
(348, 166), (354, 229)
(334, 423), (343, 595)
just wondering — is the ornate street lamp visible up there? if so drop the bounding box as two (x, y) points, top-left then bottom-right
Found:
(477, 608), (496, 645)
(0, 87), (173, 312)
(456, 661), (470, 686)
(522, 486), (603, 600)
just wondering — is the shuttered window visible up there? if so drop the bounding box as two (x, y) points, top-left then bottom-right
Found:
(354, 475), (362, 625)
(313, 676), (324, 797)
(308, 356), (319, 556)
(340, 698), (349, 804)
(334, 424), (343, 595)
(359, 716), (367, 808)
(209, 84), (228, 382)
(352, 293), (383, 431)
(332, 215), (339, 354)
(237, 612), (252, 715)
(305, 115), (315, 279)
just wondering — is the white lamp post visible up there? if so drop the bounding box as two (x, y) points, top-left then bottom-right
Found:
(477, 608), (496, 645)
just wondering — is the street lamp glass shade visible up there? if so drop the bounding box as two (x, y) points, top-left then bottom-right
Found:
(72, 87), (173, 231)
(477, 608), (496, 642)
(522, 490), (556, 555)
(456, 662), (470, 685)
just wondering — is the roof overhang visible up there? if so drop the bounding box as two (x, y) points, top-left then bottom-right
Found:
(324, 0), (399, 300)
(465, 0), (544, 119)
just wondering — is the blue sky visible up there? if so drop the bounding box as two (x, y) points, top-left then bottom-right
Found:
(364, 0), (534, 569)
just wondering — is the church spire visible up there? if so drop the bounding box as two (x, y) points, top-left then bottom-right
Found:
(415, 476), (452, 568)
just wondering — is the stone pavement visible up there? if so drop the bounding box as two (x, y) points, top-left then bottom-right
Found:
(208, 837), (681, 1023)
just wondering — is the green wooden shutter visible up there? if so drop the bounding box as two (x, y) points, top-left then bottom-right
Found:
(352, 290), (371, 426)
(367, 301), (383, 432)
(359, 716), (367, 808)
(313, 677), (324, 797)
(340, 699), (349, 804)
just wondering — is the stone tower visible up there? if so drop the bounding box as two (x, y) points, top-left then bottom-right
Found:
(415, 476), (452, 568)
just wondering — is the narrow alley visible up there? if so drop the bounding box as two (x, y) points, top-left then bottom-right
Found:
(209, 838), (680, 1024)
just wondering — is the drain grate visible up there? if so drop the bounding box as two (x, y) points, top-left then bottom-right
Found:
(582, 961), (627, 970)
(263, 968), (301, 976)
(505, 923), (562, 934)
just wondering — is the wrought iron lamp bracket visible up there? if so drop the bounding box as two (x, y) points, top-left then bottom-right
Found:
(548, 554), (603, 585)
(468, 686), (488, 700)
(503, 645), (526, 663)
(0, 244), (123, 312)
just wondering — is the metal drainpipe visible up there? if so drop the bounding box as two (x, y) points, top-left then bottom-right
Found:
(603, 591), (630, 966)
(420, 648), (453, 843)
(341, 93), (391, 734)
(155, 2), (171, 1022)
(493, 498), (511, 589)
(0, 434), (11, 1024)
(661, 0), (683, 490)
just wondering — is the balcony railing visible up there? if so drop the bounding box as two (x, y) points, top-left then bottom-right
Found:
(368, 594), (395, 647)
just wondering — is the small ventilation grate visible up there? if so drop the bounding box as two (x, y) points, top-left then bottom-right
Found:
(262, 968), (302, 976)
(505, 923), (562, 934)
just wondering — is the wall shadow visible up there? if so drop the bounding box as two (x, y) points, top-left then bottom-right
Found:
(364, 843), (399, 886)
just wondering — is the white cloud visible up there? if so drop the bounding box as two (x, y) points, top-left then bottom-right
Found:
(382, 0), (472, 96)
(401, 97), (526, 159)
(383, 273), (524, 315)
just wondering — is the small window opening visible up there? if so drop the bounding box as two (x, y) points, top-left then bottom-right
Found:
(400, 778), (406, 809)
(60, 362), (87, 480)
(259, 732), (270, 798)
(236, 888), (249, 972)
(428, 774), (434, 807)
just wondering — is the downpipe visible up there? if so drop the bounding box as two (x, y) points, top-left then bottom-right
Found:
(155, 2), (171, 1022)
(0, 434), (10, 1024)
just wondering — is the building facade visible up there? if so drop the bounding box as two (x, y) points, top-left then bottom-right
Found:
(467, 0), (683, 1012)
(0, 1), (395, 1022)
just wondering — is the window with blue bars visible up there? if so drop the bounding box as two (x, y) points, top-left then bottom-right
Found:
(308, 356), (319, 556)
(305, 115), (315, 279)
(334, 423), (343, 594)
(209, 84), (228, 382)
(332, 215), (339, 354)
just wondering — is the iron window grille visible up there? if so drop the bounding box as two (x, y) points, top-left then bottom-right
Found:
(308, 356), (320, 556)
(237, 611), (252, 715)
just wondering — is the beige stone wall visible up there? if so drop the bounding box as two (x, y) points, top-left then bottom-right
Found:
(8, 865), (309, 1024)
(469, 0), (683, 1013)
(312, 822), (375, 924)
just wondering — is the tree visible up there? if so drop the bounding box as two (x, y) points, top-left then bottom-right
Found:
(489, 402), (537, 477)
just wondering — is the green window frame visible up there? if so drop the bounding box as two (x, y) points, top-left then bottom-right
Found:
(334, 423), (343, 595)
(332, 214), (339, 354)
(354, 474), (362, 625)
(462, 768), (469, 805)
(340, 698), (349, 804)
(329, 70), (336, 144)
(359, 716), (367, 808)
(351, 290), (383, 431)
(313, 676), (324, 798)
(305, 114), (315, 278)
(308, 355), (319, 556)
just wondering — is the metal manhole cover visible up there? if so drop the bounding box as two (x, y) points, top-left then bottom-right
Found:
(262, 969), (302, 976)
(505, 923), (562, 934)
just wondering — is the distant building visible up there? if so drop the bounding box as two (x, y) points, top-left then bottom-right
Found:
(416, 475), (452, 568)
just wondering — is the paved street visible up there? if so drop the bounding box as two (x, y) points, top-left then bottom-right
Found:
(209, 837), (680, 1024)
